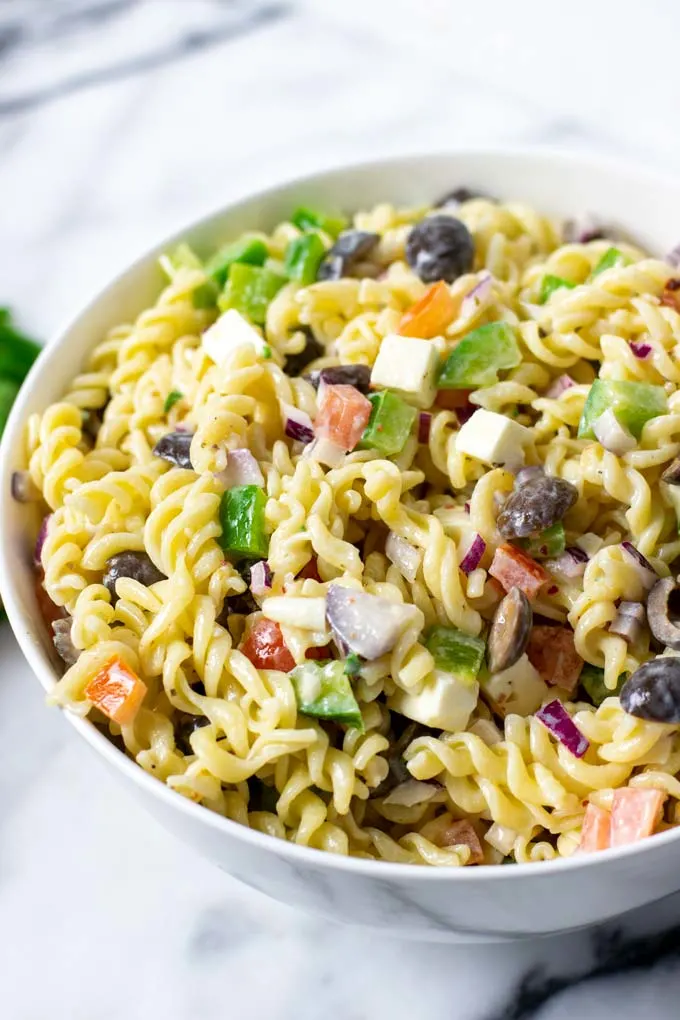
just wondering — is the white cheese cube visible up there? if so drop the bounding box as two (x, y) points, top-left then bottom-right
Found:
(481, 653), (549, 718)
(455, 409), (532, 469)
(388, 671), (479, 732)
(262, 596), (327, 632)
(202, 309), (266, 365)
(370, 334), (438, 408)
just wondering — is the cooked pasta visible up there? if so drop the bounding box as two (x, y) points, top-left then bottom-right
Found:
(21, 189), (680, 866)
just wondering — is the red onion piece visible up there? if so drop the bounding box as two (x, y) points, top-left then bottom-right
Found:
(418, 412), (432, 443)
(456, 405), (476, 426)
(545, 375), (576, 399)
(304, 437), (346, 468)
(666, 244), (680, 268)
(546, 547), (588, 581)
(11, 470), (40, 503)
(249, 560), (272, 596)
(609, 601), (646, 643)
(281, 402), (314, 444)
(325, 584), (418, 660)
(460, 271), (493, 318)
(621, 542), (657, 590)
(214, 449), (264, 488)
(629, 341), (652, 359)
(386, 532), (421, 582)
(536, 699), (589, 758)
(34, 514), (51, 567)
(593, 409), (636, 455)
(464, 502), (471, 514)
(460, 534), (486, 575)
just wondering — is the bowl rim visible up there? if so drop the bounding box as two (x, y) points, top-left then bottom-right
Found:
(4, 144), (680, 881)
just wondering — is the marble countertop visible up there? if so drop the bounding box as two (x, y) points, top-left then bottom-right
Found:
(3, 2), (680, 1017)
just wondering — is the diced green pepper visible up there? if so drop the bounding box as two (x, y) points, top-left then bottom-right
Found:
(438, 322), (521, 389)
(0, 320), (41, 384)
(284, 233), (326, 285)
(590, 247), (630, 277)
(424, 626), (485, 682)
(521, 522), (566, 559)
(290, 659), (364, 729)
(538, 275), (576, 304)
(163, 390), (183, 413)
(577, 379), (667, 440)
(344, 652), (362, 677)
(359, 390), (417, 456)
(159, 244), (218, 309)
(0, 377), (20, 437)
(218, 264), (287, 325)
(218, 484), (269, 559)
(579, 663), (627, 707)
(291, 207), (348, 238)
(205, 236), (268, 287)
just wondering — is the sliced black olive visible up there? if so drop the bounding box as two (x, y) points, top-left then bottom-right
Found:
(153, 431), (194, 469)
(646, 578), (680, 650)
(497, 475), (578, 539)
(371, 721), (436, 799)
(216, 589), (258, 626)
(284, 328), (325, 377)
(248, 777), (279, 813)
(486, 586), (532, 674)
(52, 618), (79, 667)
(662, 457), (680, 485)
(175, 713), (210, 755)
(316, 231), (380, 281)
(103, 551), (166, 603)
(434, 187), (491, 208)
(304, 364), (372, 394)
(405, 215), (474, 284)
(620, 657), (680, 723)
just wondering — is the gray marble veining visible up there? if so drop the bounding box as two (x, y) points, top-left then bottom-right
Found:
(2, 2), (680, 1017)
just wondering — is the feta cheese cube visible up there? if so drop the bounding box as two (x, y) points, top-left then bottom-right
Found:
(370, 334), (438, 408)
(202, 309), (266, 365)
(481, 653), (549, 718)
(455, 408), (532, 469)
(388, 671), (479, 732)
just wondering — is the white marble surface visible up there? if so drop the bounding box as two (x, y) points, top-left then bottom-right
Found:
(3, 2), (680, 1017)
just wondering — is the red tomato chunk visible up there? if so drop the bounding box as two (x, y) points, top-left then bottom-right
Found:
(315, 383), (372, 451)
(84, 656), (147, 725)
(241, 618), (296, 672)
(489, 544), (549, 600)
(610, 788), (666, 848)
(579, 802), (611, 853)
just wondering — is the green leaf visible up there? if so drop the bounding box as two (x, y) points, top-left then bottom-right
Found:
(163, 390), (183, 413)
(578, 379), (667, 440)
(438, 322), (521, 389)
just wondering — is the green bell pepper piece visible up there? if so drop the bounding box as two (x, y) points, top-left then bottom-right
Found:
(284, 233), (326, 285)
(159, 243), (218, 309)
(344, 652), (362, 677)
(521, 522), (566, 559)
(359, 390), (417, 456)
(538, 275), (576, 304)
(290, 659), (364, 729)
(291, 207), (348, 238)
(424, 626), (485, 682)
(163, 390), (183, 413)
(0, 377), (20, 437)
(438, 322), (521, 388)
(579, 664), (627, 707)
(591, 247), (629, 277)
(218, 484), (269, 559)
(205, 236), (268, 287)
(218, 264), (287, 325)
(577, 379), (667, 440)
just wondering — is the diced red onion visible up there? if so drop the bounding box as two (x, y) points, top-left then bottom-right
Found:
(666, 244), (680, 268)
(385, 532), (421, 582)
(11, 470), (40, 502)
(34, 514), (51, 567)
(281, 402), (314, 444)
(382, 779), (439, 807)
(464, 502), (470, 514)
(536, 699), (589, 758)
(456, 405), (476, 425)
(461, 271), (493, 317)
(593, 409), (636, 456)
(629, 341), (652, 359)
(546, 546), (588, 581)
(460, 534), (486, 575)
(609, 601), (646, 643)
(325, 584), (418, 660)
(214, 449), (264, 488)
(546, 375), (576, 399)
(249, 560), (272, 596)
(304, 437), (346, 468)
(418, 412), (432, 443)
(621, 542), (657, 590)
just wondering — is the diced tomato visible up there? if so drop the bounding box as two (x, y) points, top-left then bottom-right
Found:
(579, 803), (611, 853)
(84, 656), (147, 725)
(297, 557), (322, 582)
(241, 618), (295, 672)
(315, 383), (372, 452)
(398, 281), (458, 339)
(438, 819), (484, 864)
(434, 388), (474, 411)
(610, 787), (666, 848)
(527, 625), (582, 692)
(305, 643), (332, 661)
(489, 544), (549, 600)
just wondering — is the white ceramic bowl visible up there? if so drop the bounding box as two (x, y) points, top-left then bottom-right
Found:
(4, 149), (680, 943)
